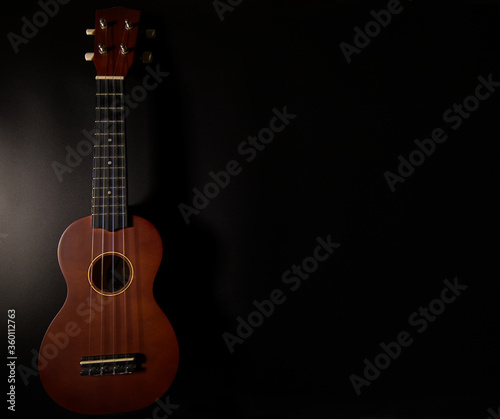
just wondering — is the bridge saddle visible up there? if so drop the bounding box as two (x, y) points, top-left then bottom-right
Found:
(80, 353), (144, 376)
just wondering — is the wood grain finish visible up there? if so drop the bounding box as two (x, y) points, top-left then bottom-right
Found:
(93, 7), (140, 78)
(39, 216), (178, 415)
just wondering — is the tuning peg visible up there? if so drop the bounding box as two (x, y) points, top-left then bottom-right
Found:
(120, 44), (129, 55)
(141, 51), (153, 63)
(86, 29), (95, 36)
(84, 52), (94, 61)
(145, 29), (156, 39)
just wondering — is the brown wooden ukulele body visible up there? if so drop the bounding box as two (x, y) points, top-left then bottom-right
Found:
(39, 215), (179, 415)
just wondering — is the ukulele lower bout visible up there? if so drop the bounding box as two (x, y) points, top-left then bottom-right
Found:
(39, 216), (179, 415)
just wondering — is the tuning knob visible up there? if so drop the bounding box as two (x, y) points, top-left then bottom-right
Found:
(86, 29), (95, 36)
(84, 52), (94, 61)
(145, 29), (156, 39)
(141, 51), (153, 63)
(120, 44), (129, 55)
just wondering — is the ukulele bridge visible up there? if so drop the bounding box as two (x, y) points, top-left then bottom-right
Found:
(80, 353), (144, 376)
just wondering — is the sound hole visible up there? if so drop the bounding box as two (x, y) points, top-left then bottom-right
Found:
(91, 254), (131, 294)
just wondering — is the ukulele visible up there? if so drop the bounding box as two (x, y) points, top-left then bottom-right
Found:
(39, 7), (179, 414)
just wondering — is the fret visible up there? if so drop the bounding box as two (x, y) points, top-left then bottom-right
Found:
(91, 212), (127, 216)
(96, 105), (123, 110)
(95, 76), (125, 80)
(92, 204), (126, 208)
(92, 202), (127, 207)
(93, 171), (126, 178)
(94, 134), (125, 137)
(93, 209), (126, 214)
(93, 176), (126, 180)
(93, 176), (126, 181)
(93, 162), (126, 166)
(93, 144), (125, 148)
(96, 93), (124, 96)
(92, 178), (126, 187)
(92, 196), (126, 200)
(92, 195), (125, 200)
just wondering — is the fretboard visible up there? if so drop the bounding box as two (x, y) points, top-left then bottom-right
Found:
(91, 77), (128, 231)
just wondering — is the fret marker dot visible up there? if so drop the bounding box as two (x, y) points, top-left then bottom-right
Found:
(107, 190), (112, 195)
(108, 138), (112, 142)
(108, 160), (112, 165)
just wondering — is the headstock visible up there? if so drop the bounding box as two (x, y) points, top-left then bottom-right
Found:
(85, 7), (152, 78)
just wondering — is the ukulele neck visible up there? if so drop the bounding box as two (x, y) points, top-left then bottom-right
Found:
(91, 76), (128, 231)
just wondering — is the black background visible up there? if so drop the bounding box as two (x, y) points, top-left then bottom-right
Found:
(1, 0), (500, 417)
